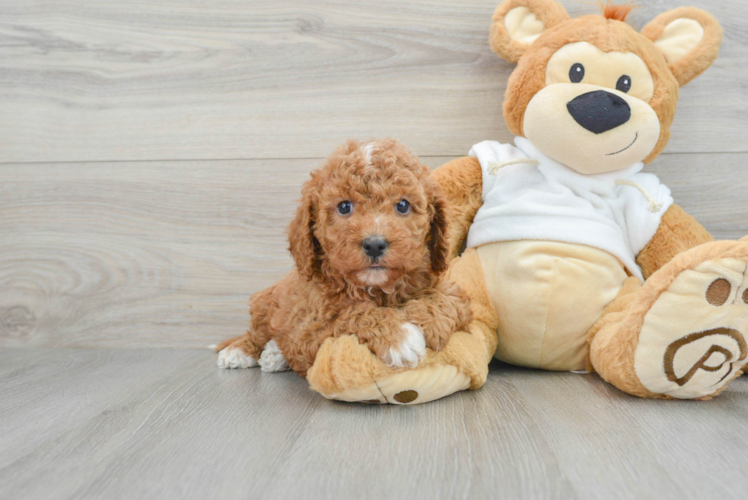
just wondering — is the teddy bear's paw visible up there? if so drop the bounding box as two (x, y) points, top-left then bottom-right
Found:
(320, 363), (471, 405)
(375, 364), (471, 405)
(217, 346), (258, 369)
(258, 339), (291, 373)
(635, 257), (748, 399)
(381, 323), (426, 369)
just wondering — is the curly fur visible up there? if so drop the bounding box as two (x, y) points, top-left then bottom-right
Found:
(217, 139), (473, 376)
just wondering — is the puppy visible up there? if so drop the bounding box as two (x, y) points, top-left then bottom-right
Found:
(216, 139), (472, 376)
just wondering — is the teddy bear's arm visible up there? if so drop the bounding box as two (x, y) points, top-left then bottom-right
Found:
(635, 204), (714, 279)
(431, 156), (484, 260)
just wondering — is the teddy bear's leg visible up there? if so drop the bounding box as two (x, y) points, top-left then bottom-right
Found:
(306, 248), (499, 405)
(589, 240), (748, 399)
(636, 204), (714, 279)
(440, 247), (501, 387)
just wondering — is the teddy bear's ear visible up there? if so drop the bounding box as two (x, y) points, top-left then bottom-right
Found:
(490, 0), (569, 63)
(641, 7), (723, 87)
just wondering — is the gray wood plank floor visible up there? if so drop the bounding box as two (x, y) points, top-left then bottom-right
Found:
(1, 348), (747, 500)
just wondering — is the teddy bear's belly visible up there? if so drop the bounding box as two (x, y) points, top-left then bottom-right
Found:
(477, 240), (629, 371)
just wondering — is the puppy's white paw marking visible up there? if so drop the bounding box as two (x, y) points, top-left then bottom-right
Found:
(259, 340), (291, 373)
(217, 347), (258, 369)
(384, 323), (427, 369)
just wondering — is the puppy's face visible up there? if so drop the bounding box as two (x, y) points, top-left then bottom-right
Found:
(318, 155), (431, 288)
(288, 139), (449, 290)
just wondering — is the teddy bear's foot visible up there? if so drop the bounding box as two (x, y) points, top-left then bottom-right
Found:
(316, 359), (471, 405)
(635, 256), (748, 398)
(590, 240), (748, 399)
(306, 325), (494, 405)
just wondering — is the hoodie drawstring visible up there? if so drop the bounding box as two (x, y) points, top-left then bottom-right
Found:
(615, 179), (663, 213)
(488, 157), (663, 214)
(487, 157), (540, 174)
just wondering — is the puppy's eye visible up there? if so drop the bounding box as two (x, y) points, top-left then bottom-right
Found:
(337, 200), (353, 215)
(569, 63), (585, 83)
(395, 199), (411, 215)
(616, 75), (631, 93)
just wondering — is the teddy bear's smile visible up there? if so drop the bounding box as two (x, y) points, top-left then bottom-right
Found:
(517, 38), (668, 175)
(606, 132), (638, 156)
(523, 81), (661, 174)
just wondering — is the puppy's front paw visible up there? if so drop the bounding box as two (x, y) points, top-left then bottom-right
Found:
(258, 339), (291, 373)
(382, 323), (427, 369)
(217, 346), (258, 369)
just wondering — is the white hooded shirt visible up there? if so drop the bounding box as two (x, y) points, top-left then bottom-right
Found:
(465, 137), (674, 280)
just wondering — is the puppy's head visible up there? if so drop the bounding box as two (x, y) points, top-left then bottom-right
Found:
(288, 139), (450, 291)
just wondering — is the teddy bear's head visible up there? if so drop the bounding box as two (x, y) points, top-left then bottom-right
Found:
(490, 0), (722, 174)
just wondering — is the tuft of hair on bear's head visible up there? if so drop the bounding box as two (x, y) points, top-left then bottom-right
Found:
(597, 0), (636, 22)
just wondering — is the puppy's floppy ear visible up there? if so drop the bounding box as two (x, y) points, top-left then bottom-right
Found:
(641, 7), (722, 87)
(287, 179), (321, 281)
(427, 181), (451, 275)
(490, 0), (569, 63)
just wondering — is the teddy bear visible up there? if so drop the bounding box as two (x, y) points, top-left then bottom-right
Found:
(305, 0), (748, 404)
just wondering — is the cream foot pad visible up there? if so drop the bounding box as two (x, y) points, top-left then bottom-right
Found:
(635, 257), (748, 399)
(323, 364), (471, 405)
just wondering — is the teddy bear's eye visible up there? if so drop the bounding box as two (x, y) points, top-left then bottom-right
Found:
(569, 63), (585, 83)
(337, 200), (353, 215)
(616, 75), (632, 93)
(395, 199), (411, 215)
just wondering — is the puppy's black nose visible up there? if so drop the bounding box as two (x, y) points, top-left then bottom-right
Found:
(362, 237), (388, 259)
(567, 90), (631, 134)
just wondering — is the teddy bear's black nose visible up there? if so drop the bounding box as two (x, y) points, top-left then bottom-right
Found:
(567, 90), (631, 134)
(362, 237), (388, 259)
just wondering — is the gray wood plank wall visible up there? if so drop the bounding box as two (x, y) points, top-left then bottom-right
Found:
(1, 0), (746, 348)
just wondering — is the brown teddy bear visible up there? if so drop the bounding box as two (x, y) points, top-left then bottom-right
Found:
(307, 0), (748, 403)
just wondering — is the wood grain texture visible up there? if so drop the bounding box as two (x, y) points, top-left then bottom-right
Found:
(1, 153), (746, 349)
(0, 0), (746, 163)
(2, 1), (748, 496)
(1, 349), (747, 500)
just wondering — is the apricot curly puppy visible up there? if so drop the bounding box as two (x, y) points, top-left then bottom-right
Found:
(216, 139), (473, 376)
